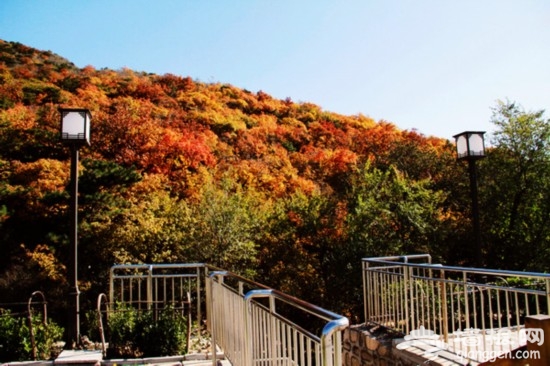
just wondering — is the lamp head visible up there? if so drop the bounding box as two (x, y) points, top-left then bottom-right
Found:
(60, 108), (91, 146)
(453, 131), (485, 160)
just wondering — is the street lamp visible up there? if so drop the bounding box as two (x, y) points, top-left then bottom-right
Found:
(60, 108), (91, 347)
(453, 131), (485, 267)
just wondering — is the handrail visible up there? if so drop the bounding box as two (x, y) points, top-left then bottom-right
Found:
(364, 254), (433, 263)
(210, 267), (344, 323)
(363, 254), (550, 363)
(96, 293), (109, 356)
(210, 270), (349, 366)
(244, 289), (349, 366)
(364, 256), (550, 279)
(244, 289), (349, 327)
(27, 291), (47, 361)
(321, 316), (349, 366)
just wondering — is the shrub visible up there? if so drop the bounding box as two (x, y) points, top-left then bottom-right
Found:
(0, 310), (29, 362)
(135, 307), (187, 357)
(31, 316), (64, 360)
(107, 305), (187, 358)
(106, 304), (139, 358)
(0, 309), (64, 362)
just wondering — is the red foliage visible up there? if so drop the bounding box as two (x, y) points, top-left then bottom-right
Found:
(147, 128), (216, 174)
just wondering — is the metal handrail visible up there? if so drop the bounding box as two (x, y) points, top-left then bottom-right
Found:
(209, 270), (349, 366)
(96, 293), (109, 356)
(364, 256), (550, 279)
(363, 254), (550, 362)
(27, 291), (47, 360)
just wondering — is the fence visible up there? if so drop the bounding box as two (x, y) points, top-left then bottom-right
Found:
(109, 264), (349, 366)
(207, 271), (349, 366)
(363, 254), (550, 361)
(109, 263), (204, 325)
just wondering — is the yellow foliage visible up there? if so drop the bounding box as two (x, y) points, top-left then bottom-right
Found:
(12, 159), (68, 194)
(23, 244), (67, 283)
(0, 104), (35, 129)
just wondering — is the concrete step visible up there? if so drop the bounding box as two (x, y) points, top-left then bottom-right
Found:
(54, 351), (102, 366)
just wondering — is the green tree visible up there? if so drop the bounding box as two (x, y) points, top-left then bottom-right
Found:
(258, 190), (330, 302)
(79, 173), (180, 271)
(185, 179), (268, 277)
(482, 101), (550, 270)
(346, 162), (446, 259)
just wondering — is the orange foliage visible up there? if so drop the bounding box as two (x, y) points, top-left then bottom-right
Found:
(0, 39), (454, 203)
(0, 104), (35, 129)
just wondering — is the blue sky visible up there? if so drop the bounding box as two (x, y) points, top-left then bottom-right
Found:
(1, 0), (549, 140)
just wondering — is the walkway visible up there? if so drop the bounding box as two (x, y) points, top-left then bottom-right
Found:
(2, 351), (232, 366)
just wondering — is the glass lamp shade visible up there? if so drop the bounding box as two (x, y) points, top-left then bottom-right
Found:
(453, 131), (485, 160)
(60, 108), (91, 145)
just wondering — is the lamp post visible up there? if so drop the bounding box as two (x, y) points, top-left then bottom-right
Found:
(453, 131), (485, 267)
(60, 108), (91, 347)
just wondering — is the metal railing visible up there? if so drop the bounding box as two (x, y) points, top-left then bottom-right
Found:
(207, 271), (349, 366)
(109, 263), (349, 366)
(27, 291), (48, 360)
(109, 263), (203, 327)
(363, 254), (550, 360)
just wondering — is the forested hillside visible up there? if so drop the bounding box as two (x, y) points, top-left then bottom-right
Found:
(1, 40), (549, 322)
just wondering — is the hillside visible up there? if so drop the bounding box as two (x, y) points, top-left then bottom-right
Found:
(0, 40), (454, 193)
(0, 39), (465, 320)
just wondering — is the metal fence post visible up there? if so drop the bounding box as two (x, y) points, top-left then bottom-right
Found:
(244, 289), (273, 366)
(463, 272), (470, 330)
(405, 265), (412, 334)
(321, 316), (349, 366)
(97, 293), (108, 357)
(109, 267), (114, 312)
(440, 269), (448, 343)
(27, 291), (47, 360)
(208, 271), (227, 366)
(362, 260), (368, 322)
(196, 266), (201, 331)
(147, 265), (153, 310)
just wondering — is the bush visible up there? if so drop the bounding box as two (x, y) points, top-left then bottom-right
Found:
(0, 309), (64, 362)
(31, 316), (64, 360)
(107, 305), (187, 358)
(109, 305), (137, 353)
(0, 311), (29, 362)
(135, 307), (187, 357)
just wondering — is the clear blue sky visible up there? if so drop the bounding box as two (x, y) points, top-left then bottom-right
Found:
(1, 0), (549, 140)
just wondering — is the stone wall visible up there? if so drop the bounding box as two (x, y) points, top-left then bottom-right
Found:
(344, 318), (550, 365)
(342, 323), (427, 366)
